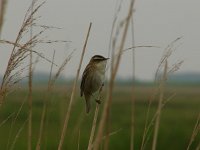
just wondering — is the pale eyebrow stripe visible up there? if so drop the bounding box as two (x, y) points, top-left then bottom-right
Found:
(94, 57), (104, 60)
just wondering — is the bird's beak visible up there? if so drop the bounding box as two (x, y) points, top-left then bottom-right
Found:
(105, 58), (110, 60)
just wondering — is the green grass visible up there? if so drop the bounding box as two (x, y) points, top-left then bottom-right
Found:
(0, 85), (199, 150)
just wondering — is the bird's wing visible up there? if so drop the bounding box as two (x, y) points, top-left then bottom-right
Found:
(80, 65), (90, 97)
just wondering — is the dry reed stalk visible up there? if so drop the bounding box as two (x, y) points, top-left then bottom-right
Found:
(108, 0), (123, 57)
(87, 105), (99, 150)
(130, 14), (135, 150)
(0, 1), (67, 149)
(0, 0), (65, 109)
(28, 44), (33, 148)
(140, 93), (176, 150)
(0, 112), (15, 127)
(103, 2), (123, 147)
(93, 1), (135, 149)
(152, 60), (168, 150)
(139, 38), (183, 150)
(7, 95), (27, 149)
(187, 112), (200, 150)
(123, 45), (159, 53)
(140, 87), (159, 150)
(10, 118), (28, 150)
(141, 72), (181, 150)
(108, 10), (156, 150)
(50, 51), (74, 87)
(36, 50), (55, 150)
(102, 128), (122, 140)
(87, 84), (104, 150)
(0, 40), (58, 66)
(57, 23), (92, 150)
(140, 86), (156, 146)
(69, 109), (85, 145)
(89, 128), (122, 150)
(36, 50), (73, 150)
(155, 37), (182, 80)
(0, 0), (52, 107)
(28, 1), (34, 150)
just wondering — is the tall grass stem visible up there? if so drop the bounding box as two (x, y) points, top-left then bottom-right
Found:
(93, 1), (135, 149)
(28, 1), (34, 149)
(36, 50), (55, 150)
(152, 60), (167, 150)
(57, 22), (92, 150)
(130, 12), (135, 150)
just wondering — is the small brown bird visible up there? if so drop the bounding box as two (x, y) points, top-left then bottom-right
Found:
(80, 55), (109, 113)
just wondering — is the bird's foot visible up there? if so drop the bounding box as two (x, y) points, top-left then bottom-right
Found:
(95, 99), (101, 104)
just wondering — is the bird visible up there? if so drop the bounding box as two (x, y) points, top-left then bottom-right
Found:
(80, 55), (109, 113)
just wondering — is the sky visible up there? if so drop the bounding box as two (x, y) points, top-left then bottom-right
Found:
(0, 0), (200, 81)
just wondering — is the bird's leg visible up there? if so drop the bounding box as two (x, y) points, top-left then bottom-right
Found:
(99, 82), (104, 92)
(95, 83), (104, 104)
(91, 94), (101, 104)
(95, 94), (101, 104)
(95, 99), (101, 104)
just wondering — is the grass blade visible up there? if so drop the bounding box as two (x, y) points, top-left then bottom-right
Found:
(57, 22), (92, 150)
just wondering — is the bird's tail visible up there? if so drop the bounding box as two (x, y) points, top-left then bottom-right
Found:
(84, 94), (91, 113)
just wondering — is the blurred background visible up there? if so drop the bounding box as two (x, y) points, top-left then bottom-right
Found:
(0, 0), (199, 150)
(1, 0), (200, 80)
